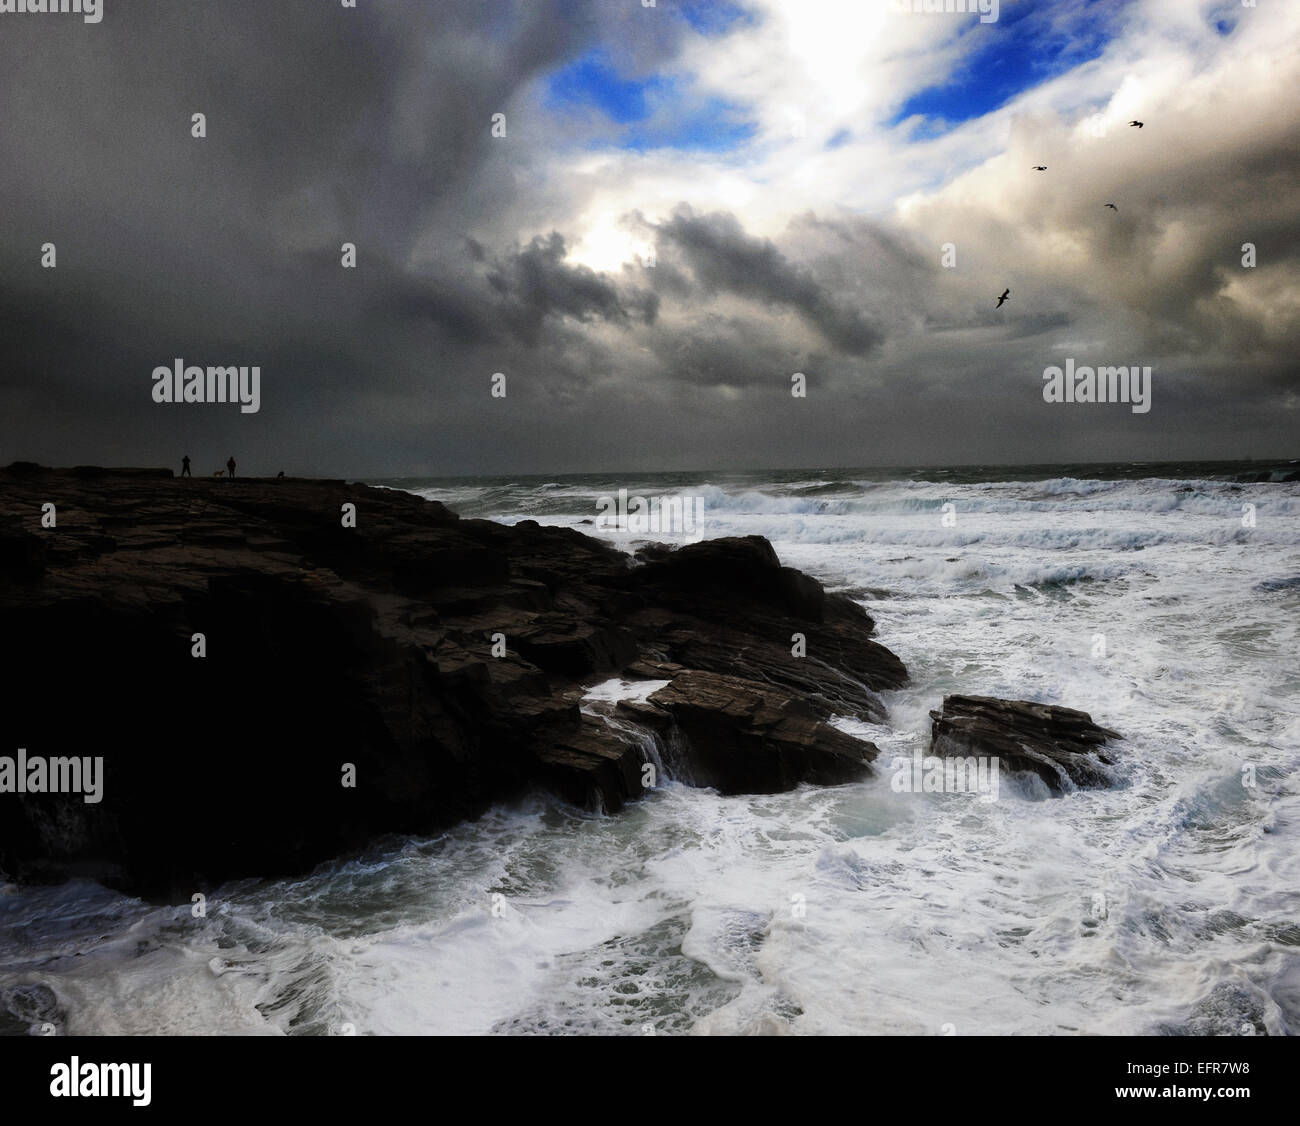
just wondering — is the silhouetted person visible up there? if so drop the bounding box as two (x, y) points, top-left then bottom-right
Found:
(227, 456), (236, 478)
(181, 455), (191, 477)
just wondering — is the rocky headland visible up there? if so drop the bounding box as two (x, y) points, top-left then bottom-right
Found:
(929, 694), (1123, 794)
(0, 464), (907, 896)
(0, 464), (1123, 898)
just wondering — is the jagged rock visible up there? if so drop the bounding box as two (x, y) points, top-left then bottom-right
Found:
(929, 694), (1121, 795)
(630, 535), (906, 720)
(0, 465), (907, 896)
(647, 670), (879, 793)
(622, 658), (685, 680)
(533, 714), (648, 813)
(0, 983), (64, 1037)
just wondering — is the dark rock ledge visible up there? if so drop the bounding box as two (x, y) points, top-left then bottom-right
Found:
(0, 465), (906, 896)
(929, 694), (1123, 795)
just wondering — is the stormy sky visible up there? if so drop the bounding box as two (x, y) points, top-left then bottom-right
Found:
(1, 0), (1296, 477)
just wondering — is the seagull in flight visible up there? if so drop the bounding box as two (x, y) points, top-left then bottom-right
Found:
(1031, 165), (1047, 171)
(1128, 120), (1143, 128)
(996, 288), (1010, 308)
(1104, 203), (1118, 211)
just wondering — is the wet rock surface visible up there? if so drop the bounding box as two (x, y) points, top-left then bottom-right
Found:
(929, 694), (1122, 795)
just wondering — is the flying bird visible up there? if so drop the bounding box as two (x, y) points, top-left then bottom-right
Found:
(1031, 165), (1047, 171)
(1128, 120), (1143, 128)
(996, 288), (1010, 308)
(1104, 203), (1118, 210)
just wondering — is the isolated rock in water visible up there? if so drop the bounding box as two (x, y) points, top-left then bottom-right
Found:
(928, 694), (1121, 795)
(0, 464), (907, 895)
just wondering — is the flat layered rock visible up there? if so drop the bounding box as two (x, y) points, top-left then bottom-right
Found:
(929, 694), (1122, 795)
(647, 670), (879, 793)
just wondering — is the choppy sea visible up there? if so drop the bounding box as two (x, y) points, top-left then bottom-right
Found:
(3, 460), (1297, 1035)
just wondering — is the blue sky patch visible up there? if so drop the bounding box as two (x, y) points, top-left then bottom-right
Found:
(548, 51), (666, 123)
(622, 97), (757, 152)
(676, 1), (753, 38)
(888, 0), (1127, 136)
(546, 48), (756, 153)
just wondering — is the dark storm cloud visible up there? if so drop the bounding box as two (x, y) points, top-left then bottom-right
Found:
(0, 0), (677, 472)
(369, 269), (500, 349)
(0, 0), (1296, 476)
(655, 206), (884, 356)
(485, 232), (659, 346)
(648, 314), (827, 390)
